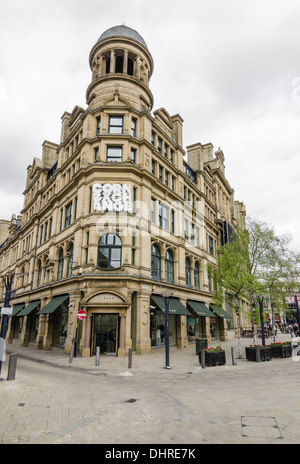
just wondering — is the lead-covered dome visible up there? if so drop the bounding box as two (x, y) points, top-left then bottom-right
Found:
(98, 25), (148, 49)
(87, 24), (154, 111)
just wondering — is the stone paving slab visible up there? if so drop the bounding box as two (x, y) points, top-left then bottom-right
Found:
(0, 333), (300, 445)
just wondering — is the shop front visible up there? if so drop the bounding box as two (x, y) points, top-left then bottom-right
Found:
(186, 300), (214, 343)
(91, 313), (118, 355)
(150, 294), (191, 348)
(37, 294), (69, 348)
(81, 291), (129, 358)
(16, 300), (41, 346)
(7, 303), (25, 342)
(210, 304), (231, 341)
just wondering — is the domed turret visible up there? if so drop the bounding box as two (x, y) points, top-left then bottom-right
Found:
(98, 25), (148, 49)
(86, 25), (154, 111)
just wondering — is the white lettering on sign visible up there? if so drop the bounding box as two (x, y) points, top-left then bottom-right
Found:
(93, 184), (132, 212)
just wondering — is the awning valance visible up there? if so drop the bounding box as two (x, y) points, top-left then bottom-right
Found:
(187, 300), (215, 317)
(150, 294), (191, 316)
(17, 300), (41, 317)
(37, 295), (69, 315)
(210, 304), (231, 319)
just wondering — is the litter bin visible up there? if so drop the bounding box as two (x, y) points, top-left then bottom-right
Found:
(196, 338), (208, 355)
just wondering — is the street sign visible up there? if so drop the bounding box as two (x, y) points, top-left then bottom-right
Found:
(1, 307), (13, 315)
(77, 310), (87, 320)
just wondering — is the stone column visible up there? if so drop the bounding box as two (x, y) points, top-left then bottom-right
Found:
(135, 56), (141, 80)
(133, 57), (138, 78)
(20, 316), (30, 347)
(219, 317), (228, 341)
(99, 54), (105, 77)
(123, 49), (128, 73)
(135, 292), (151, 354)
(64, 295), (78, 355)
(110, 49), (115, 73)
(35, 298), (48, 348)
(203, 317), (212, 344)
(176, 315), (188, 349)
(36, 314), (46, 348)
(43, 314), (54, 350)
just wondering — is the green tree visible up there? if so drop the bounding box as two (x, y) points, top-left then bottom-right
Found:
(208, 222), (250, 358)
(246, 219), (300, 344)
(209, 217), (300, 356)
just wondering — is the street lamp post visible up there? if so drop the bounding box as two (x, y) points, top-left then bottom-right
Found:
(0, 274), (14, 378)
(161, 289), (175, 369)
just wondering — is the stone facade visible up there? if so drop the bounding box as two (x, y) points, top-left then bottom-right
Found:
(0, 25), (248, 357)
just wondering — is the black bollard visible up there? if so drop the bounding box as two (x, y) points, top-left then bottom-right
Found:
(255, 345), (261, 362)
(69, 342), (74, 363)
(128, 348), (132, 369)
(231, 347), (237, 365)
(200, 349), (205, 369)
(96, 346), (100, 366)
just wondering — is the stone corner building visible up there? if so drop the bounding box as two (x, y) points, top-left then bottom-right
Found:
(0, 25), (248, 357)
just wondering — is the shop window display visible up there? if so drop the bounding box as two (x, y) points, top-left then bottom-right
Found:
(150, 310), (176, 347)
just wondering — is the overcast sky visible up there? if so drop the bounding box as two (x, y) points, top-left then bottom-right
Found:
(1, 0), (300, 252)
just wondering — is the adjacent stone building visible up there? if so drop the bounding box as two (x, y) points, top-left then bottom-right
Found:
(0, 25), (247, 357)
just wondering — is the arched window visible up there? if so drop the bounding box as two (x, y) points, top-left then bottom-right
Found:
(151, 244), (161, 279)
(98, 234), (122, 268)
(165, 249), (174, 283)
(185, 257), (191, 287)
(105, 57), (110, 74)
(194, 261), (200, 289)
(127, 57), (134, 75)
(115, 55), (123, 73)
(66, 244), (74, 277)
(57, 249), (64, 280)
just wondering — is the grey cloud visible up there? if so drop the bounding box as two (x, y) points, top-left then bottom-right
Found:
(0, 0), (300, 251)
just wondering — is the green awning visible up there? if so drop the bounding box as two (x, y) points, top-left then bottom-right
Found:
(17, 300), (41, 317)
(37, 295), (69, 315)
(210, 304), (231, 319)
(150, 295), (191, 315)
(187, 300), (215, 317)
(8, 303), (25, 317)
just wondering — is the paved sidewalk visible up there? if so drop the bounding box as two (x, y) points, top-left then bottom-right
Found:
(1, 332), (300, 444)
(3, 332), (296, 376)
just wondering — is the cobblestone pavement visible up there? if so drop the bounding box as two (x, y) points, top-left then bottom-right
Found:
(0, 334), (300, 445)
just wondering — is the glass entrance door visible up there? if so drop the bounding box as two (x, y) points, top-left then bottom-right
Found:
(93, 314), (118, 355)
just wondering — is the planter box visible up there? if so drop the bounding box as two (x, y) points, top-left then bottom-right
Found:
(245, 347), (272, 362)
(271, 344), (292, 358)
(202, 350), (226, 367)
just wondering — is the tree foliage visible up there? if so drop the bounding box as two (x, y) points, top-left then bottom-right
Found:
(209, 217), (300, 350)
